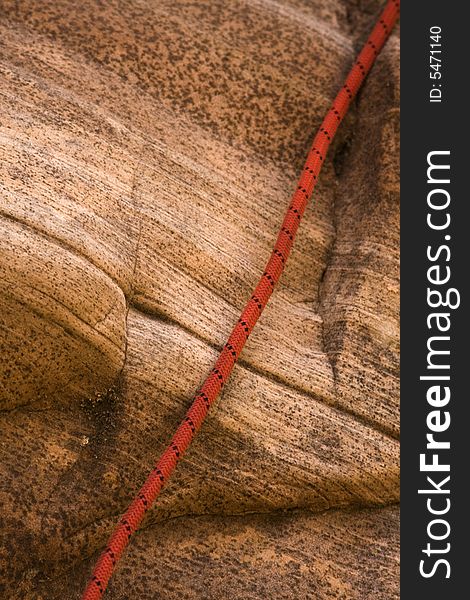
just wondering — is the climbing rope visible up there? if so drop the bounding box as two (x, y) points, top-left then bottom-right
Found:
(82, 1), (400, 597)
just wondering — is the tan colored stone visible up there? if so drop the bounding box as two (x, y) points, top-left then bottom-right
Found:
(0, 0), (399, 597)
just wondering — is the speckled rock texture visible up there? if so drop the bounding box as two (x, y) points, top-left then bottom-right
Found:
(0, 0), (399, 598)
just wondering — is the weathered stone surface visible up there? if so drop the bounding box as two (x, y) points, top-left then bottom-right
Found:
(39, 506), (400, 600)
(0, 0), (399, 598)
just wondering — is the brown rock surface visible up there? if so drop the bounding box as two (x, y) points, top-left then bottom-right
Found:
(0, 0), (399, 598)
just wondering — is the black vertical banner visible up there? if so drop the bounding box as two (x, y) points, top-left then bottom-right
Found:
(401, 2), (469, 598)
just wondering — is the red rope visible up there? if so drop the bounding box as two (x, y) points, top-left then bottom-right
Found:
(81, 1), (400, 597)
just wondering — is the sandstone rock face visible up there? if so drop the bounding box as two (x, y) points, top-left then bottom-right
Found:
(0, 0), (399, 598)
